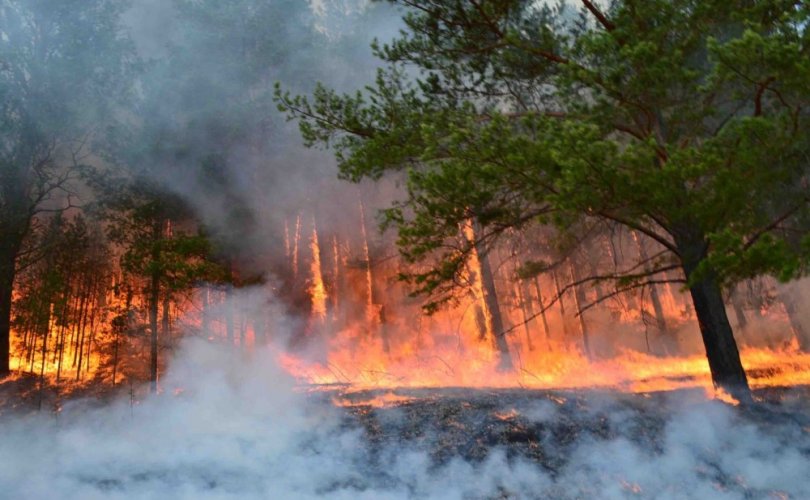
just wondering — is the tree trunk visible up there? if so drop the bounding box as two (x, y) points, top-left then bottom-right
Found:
(149, 238), (161, 394)
(552, 269), (572, 338)
(781, 289), (810, 352)
(201, 286), (210, 336)
(730, 286), (748, 332)
(477, 249), (513, 370)
(516, 280), (535, 351)
(0, 266), (14, 376)
(567, 260), (593, 360)
(225, 284), (235, 345)
(677, 235), (750, 400)
(37, 304), (51, 411)
(632, 232), (669, 334)
(161, 295), (170, 344)
(533, 277), (552, 350)
(149, 271), (159, 394)
(0, 237), (23, 376)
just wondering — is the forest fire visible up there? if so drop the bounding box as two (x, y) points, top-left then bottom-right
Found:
(280, 330), (810, 401)
(2, 1), (809, 498)
(273, 219), (810, 406)
(8, 209), (810, 408)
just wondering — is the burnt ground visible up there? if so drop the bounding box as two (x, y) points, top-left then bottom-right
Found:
(2, 374), (810, 499)
(0, 372), (135, 418)
(317, 386), (810, 498)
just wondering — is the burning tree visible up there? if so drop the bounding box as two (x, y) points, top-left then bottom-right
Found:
(278, 0), (810, 400)
(99, 177), (227, 393)
(0, 0), (135, 376)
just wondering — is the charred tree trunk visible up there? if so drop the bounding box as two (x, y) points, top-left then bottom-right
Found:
(730, 287), (748, 332)
(37, 303), (51, 411)
(161, 295), (170, 346)
(0, 195), (28, 376)
(148, 230), (161, 394)
(533, 277), (552, 350)
(567, 260), (593, 360)
(148, 269), (160, 394)
(551, 269), (574, 340)
(0, 261), (15, 376)
(781, 289), (810, 352)
(474, 304), (488, 342)
(0, 231), (26, 376)
(632, 232), (669, 335)
(676, 233), (750, 400)
(477, 248), (513, 370)
(225, 286), (235, 346)
(516, 280), (535, 351)
(201, 286), (210, 336)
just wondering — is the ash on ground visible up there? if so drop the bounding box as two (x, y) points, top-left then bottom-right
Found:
(319, 386), (810, 499)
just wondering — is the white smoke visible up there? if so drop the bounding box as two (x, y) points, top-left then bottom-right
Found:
(1, 290), (808, 500)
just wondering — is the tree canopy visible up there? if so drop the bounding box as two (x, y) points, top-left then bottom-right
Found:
(278, 0), (810, 399)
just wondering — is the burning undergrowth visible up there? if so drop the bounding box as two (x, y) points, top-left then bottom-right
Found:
(1, 339), (809, 500)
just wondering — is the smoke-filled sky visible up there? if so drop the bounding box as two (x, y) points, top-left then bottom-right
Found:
(118, 0), (404, 271)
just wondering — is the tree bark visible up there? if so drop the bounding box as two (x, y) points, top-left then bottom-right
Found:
(632, 232), (669, 334)
(551, 268), (574, 340)
(225, 284), (235, 345)
(781, 289), (810, 352)
(730, 286), (748, 332)
(567, 259), (593, 360)
(677, 234), (750, 401)
(533, 277), (552, 350)
(149, 234), (161, 394)
(0, 235), (24, 376)
(474, 240), (513, 370)
(516, 280), (534, 351)
(0, 265), (14, 376)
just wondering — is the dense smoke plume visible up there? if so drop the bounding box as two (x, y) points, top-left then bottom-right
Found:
(120, 0), (403, 272)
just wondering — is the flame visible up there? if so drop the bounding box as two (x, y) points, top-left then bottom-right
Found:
(280, 329), (810, 395)
(279, 256), (810, 398)
(309, 221), (327, 321)
(8, 217), (809, 407)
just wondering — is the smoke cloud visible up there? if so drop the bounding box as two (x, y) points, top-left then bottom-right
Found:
(1, 292), (808, 499)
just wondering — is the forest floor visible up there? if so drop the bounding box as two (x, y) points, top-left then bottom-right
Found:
(328, 385), (810, 461)
(0, 372), (130, 418)
(318, 385), (810, 497)
(2, 373), (809, 498)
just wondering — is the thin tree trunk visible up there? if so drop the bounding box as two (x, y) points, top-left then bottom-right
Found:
(201, 286), (210, 336)
(516, 279), (534, 351)
(781, 289), (810, 352)
(83, 280), (101, 378)
(632, 232), (668, 334)
(37, 303), (52, 411)
(474, 304), (488, 341)
(730, 287), (748, 332)
(75, 277), (93, 382)
(112, 325), (120, 386)
(149, 232), (161, 394)
(55, 273), (72, 382)
(161, 295), (170, 346)
(477, 247), (513, 370)
(552, 269), (571, 338)
(567, 259), (593, 360)
(225, 284), (234, 345)
(533, 277), (552, 350)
